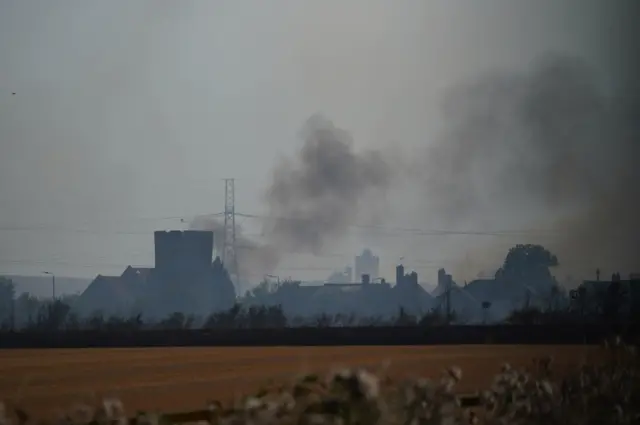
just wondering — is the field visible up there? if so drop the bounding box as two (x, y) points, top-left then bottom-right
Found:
(0, 345), (600, 419)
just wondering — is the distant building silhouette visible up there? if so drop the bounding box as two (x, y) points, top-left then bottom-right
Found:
(77, 230), (236, 320)
(326, 266), (352, 284)
(572, 273), (640, 321)
(355, 249), (379, 282)
(242, 265), (433, 319)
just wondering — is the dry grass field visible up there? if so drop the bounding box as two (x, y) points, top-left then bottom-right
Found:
(0, 345), (600, 418)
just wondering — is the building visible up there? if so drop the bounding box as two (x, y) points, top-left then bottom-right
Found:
(572, 273), (640, 320)
(242, 265), (433, 320)
(154, 230), (214, 273)
(326, 266), (353, 284)
(355, 249), (379, 282)
(393, 265), (434, 316)
(141, 230), (236, 319)
(77, 230), (236, 320)
(76, 274), (139, 318)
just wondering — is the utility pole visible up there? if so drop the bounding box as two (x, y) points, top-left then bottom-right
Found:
(223, 178), (239, 287)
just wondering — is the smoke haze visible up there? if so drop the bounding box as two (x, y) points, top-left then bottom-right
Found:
(3, 1), (636, 284)
(260, 53), (638, 279)
(421, 53), (639, 276)
(188, 215), (280, 284)
(264, 114), (393, 254)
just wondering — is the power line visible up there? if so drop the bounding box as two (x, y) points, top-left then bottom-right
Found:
(0, 208), (565, 241)
(234, 212), (561, 237)
(0, 258), (149, 269)
(0, 226), (156, 235)
(0, 212), (227, 233)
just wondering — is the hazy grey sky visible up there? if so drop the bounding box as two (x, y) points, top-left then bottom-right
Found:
(0, 1), (636, 283)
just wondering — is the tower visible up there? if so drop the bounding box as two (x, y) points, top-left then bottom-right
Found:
(223, 178), (239, 285)
(355, 249), (380, 281)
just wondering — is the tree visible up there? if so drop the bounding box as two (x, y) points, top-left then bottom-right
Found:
(496, 244), (559, 291)
(0, 277), (16, 328)
(14, 292), (40, 328)
(158, 312), (194, 329)
(394, 307), (418, 326)
(33, 300), (71, 331)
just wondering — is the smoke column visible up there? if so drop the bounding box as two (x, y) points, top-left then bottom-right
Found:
(188, 215), (280, 284)
(196, 53), (638, 282)
(263, 113), (393, 254)
(420, 53), (639, 277)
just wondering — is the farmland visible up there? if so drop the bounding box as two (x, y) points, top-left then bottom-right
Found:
(0, 345), (599, 418)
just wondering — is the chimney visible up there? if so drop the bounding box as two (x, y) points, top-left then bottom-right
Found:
(361, 274), (370, 285)
(396, 265), (404, 285)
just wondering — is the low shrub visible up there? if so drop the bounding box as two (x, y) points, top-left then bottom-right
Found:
(1, 339), (638, 425)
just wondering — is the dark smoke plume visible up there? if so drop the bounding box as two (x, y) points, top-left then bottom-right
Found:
(264, 114), (393, 254)
(189, 215), (280, 282)
(422, 53), (639, 276)
(193, 53), (638, 281)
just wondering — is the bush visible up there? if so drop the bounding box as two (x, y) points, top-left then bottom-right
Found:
(1, 338), (638, 425)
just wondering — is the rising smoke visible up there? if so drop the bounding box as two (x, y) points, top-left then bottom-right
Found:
(193, 53), (638, 281)
(420, 53), (639, 277)
(189, 215), (281, 283)
(190, 114), (394, 281)
(263, 113), (393, 254)
(263, 53), (639, 279)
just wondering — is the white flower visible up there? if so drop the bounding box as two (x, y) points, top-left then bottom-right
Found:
(448, 366), (463, 382)
(440, 377), (456, 394)
(357, 369), (380, 400)
(539, 380), (553, 396)
(244, 397), (263, 410)
(102, 398), (125, 419)
(335, 368), (353, 380)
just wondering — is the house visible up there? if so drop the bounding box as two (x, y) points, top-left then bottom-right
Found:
(78, 230), (236, 321)
(463, 278), (542, 323)
(355, 249), (380, 281)
(433, 284), (483, 323)
(573, 274), (640, 320)
(121, 266), (152, 284)
(75, 275), (138, 318)
(241, 266), (434, 320)
(137, 231), (236, 319)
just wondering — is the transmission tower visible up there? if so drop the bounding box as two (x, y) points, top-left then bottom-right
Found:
(223, 178), (239, 285)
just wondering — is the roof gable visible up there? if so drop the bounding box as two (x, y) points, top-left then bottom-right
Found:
(121, 266), (152, 281)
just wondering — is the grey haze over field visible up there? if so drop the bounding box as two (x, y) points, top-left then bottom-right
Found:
(1, 1), (638, 288)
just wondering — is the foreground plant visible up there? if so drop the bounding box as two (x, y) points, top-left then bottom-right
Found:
(1, 339), (638, 425)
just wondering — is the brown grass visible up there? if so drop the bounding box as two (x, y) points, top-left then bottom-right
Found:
(0, 345), (599, 419)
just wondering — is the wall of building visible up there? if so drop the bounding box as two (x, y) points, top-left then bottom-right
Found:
(154, 230), (214, 272)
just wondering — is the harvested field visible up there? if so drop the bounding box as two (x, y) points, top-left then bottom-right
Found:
(0, 345), (599, 418)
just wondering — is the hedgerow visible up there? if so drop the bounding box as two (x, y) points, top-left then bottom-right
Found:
(1, 338), (638, 425)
